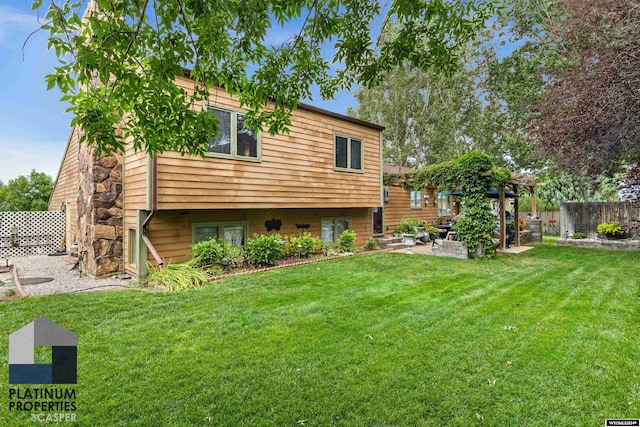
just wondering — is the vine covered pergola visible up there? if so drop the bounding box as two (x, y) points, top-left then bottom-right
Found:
(406, 152), (537, 256)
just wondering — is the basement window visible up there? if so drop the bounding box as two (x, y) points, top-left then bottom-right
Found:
(321, 217), (350, 244)
(192, 222), (248, 246)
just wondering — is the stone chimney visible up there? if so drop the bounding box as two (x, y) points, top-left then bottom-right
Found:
(77, 140), (124, 277)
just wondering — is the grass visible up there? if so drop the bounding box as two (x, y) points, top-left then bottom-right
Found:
(1, 242), (639, 425)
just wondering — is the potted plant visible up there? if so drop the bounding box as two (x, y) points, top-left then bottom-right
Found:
(425, 226), (441, 241)
(397, 218), (420, 246)
(596, 222), (626, 239)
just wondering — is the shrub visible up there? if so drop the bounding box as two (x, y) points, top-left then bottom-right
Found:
(190, 238), (246, 271)
(283, 232), (323, 257)
(572, 232), (586, 239)
(147, 264), (211, 292)
(190, 239), (226, 267)
(337, 230), (357, 252)
(597, 222), (625, 237)
(247, 234), (284, 266)
(224, 245), (246, 269)
(364, 237), (379, 251)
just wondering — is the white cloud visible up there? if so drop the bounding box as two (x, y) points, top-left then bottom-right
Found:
(0, 136), (66, 183)
(0, 6), (40, 45)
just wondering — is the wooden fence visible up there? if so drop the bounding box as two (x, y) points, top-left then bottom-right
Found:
(559, 202), (640, 239)
(522, 211), (561, 235)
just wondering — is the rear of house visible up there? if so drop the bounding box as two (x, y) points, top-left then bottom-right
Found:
(50, 75), (384, 278)
(381, 164), (458, 234)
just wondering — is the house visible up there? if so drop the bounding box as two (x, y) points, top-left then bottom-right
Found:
(49, 72), (384, 278)
(381, 164), (458, 234)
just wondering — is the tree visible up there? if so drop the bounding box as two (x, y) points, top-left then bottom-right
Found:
(349, 54), (481, 167)
(34, 0), (495, 156)
(529, 0), (640, 176)
(0, 170), (54, 211)
(349, 25), (542, 171)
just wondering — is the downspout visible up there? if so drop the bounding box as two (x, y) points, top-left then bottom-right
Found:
(141, 155), (163, 266)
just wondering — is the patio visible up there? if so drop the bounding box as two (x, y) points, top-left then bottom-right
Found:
(392, 242), (535, 256)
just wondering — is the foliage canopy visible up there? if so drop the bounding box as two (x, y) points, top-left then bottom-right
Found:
(34, 0), (495, 156)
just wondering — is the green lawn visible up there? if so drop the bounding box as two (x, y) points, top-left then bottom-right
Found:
(1, 243), (639, 425)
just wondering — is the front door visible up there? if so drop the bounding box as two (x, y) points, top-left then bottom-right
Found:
(372, 207), (383, 234)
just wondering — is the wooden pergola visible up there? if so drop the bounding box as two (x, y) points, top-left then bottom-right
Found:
(497, 173), (537, 250)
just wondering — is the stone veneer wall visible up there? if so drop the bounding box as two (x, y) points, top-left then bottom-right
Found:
(524, 219), (542, 243)
(77, 143), (124, 277)
(432, 240), (469, 259)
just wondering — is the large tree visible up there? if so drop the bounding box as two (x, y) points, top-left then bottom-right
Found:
(34, 0), (495, 156)
(349, 24), (542, 171)
(529, 0), (640, 176)
(0, 170), (54, 212)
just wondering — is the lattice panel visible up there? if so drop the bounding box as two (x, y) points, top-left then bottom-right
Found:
(0, 211), (65, 258)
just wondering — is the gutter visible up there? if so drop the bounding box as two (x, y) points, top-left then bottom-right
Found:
(141, 155), (163, 266)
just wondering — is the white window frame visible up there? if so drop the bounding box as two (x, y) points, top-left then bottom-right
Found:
(191, 221), (249, 246)
(204, 104), (261, 162)
(410, 190), (423, 209)
(334, 133), (364, 173)
(321, 217), (351, 244)
(437, 192), (453, 216)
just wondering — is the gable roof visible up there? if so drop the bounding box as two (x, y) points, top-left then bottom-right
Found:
(181, 68), (385, 132)
(383, 164), (413, 174)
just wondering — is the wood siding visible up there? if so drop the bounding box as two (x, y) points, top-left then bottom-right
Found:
(145, 208), (371, 264)
(48, 126), (80, 243)
(155, 76), (382, 210)
(383, 185), (440, 234)
(122, 143), (148, 276)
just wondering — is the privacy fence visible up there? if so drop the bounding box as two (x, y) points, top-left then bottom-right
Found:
(0, 211), (65, 257)
(522, 211), (561, 235)
(560, 202), (640, 239)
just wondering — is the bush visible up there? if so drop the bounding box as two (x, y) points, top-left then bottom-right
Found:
(337, 230), (357, 252)
(190, 238), (247, 271)
(247, 234), (284, 266)
(190, 239), (226, 267)
(572, 232), (586, 239)
(597, 222), (625, 237)
(283, 232), (323, 257)
(364, 237), (379, 251)
(147, 264), (212, 292)
(224, 245), (246, 269)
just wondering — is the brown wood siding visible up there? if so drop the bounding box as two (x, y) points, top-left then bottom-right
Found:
(154, 77), (382, 210)
(48, 126), (80, 242)
(146, 208), (371, 264)
(383, 185), (440, 234)
(123, 142), (148, 276)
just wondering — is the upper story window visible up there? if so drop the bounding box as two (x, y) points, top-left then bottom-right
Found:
(437, 192), (452, 216)
(207, 106), (260, 160)
(334, 134), (363, 172)
(410, 190), (423, 209)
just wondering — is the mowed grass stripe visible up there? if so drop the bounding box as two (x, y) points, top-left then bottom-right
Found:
(0, 244), (639, 425)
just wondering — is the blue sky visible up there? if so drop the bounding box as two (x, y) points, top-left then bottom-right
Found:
(0, 1), (358, 183)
